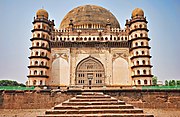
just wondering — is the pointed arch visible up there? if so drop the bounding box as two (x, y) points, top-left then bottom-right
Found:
(76, 56), (105, 86)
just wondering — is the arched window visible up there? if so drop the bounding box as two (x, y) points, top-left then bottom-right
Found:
(36, 42), (39, 46)
(121, 37), (124, 40)
(135, 42), (138, 46)
(144, 80), (147, 85)
(84, 37), (87, 40)
(41, 52), (45, 56)
(105, 37), (108, 40)
(137, 70), (140, 75)
(34, 70), (37, 75)
(40, 80), (43, 85)
(38, 25), (40, 29)
(40, 71), (43, 75)
(138, 80), (141, 85)
(125, 37), (127, 40)
(114, 37), (116, 40)
(140, 33), (143, 37)
(139, 24), (142, 28)
(97, 37), (99, 40)
(37, 34), (40, 38)
(33, 80), (36, 85)
(110, 35), (112, 40)
(101, 37), (104, 40)
(35, 52), (38, 56)
(35, 61), (38, 65)
(141, 42), (144, 46)
(142, 60), (146, 65)
(135, 34), (137, 38)
(134, 25), (137, 29)
(142, 51), (145, 55)
(41, 61), (44, 66)
(143, 70), (146, 74)
(136, 51), (139, 56)
(89, 37), (91, 40)
(136, 61), (139, 65)
(42, 43), (45, 47)
(72, 37), (74, 41)
(93, 37), (96, 40)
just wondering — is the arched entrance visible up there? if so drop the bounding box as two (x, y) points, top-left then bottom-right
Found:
(76, 56), (105, 86)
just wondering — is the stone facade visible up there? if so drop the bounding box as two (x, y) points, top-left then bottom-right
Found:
(0, 90), (179, 109)
(27, 5), (153, 87)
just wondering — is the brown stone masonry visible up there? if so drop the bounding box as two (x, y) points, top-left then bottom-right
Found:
(0, 89), (179, 109)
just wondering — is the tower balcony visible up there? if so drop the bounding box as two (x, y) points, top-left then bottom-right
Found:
(131, 65), (153, 69)
(130, 55), (152, 60)
(29, 56), (50, 60)
(130, 37), (150, 41)
(129, 28), (149, 35)
(31, 29), (51, 35)
(28, 65), (49, 69)
(130, 46), (151, 51)
(29, 46), (50, 51)
(27, 75), (49, 78)
(30, 37), (50, 43)
(132, 74), (153, 78)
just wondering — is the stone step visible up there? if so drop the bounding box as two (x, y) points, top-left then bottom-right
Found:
(81, 92), (104, 95)
(37, 92), (154, 117)
(76, 95), (111, 99)
(37, 113), (154, 117)
(45, 108), (144, 114)
(69, 98), (118, 102)
(62, 101), (126, 106)
(54, 104), (134, 110)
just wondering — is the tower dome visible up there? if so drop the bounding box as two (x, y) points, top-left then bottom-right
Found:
(60, 5), (120, 29)
(36, 9), (49, 19)
(132, 8), (144, 18)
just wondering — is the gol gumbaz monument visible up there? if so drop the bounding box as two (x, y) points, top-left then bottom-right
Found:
(0, 4), (180, 117)
(27, 5), (153, 88)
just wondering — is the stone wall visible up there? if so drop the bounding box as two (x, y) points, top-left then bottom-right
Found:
(0, 90), (74, 109)
(0, 89), (179, 109)
(103, 89), (180, 109)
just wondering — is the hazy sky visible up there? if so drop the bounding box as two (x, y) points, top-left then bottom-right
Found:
(0, 0), (179, 84)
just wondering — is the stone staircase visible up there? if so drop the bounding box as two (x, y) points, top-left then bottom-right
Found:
(37, 92), (154, 117)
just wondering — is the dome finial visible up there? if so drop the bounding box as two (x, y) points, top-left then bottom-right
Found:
(36, 8), (49, 19)
(132, 8), (144, 19)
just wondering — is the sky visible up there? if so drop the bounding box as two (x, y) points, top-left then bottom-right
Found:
(0, 0), (179, 84)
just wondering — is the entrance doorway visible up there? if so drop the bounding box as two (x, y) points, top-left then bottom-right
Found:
(76, 56), (105, 86)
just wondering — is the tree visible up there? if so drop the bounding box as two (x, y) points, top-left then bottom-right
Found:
(177, 80), (180, 86)
(169, 80), (176, 86)
(171, 80), (176, 86)
(165, 80), (168, 86)
(0, 80), (25, 86)
(152, 76), (157, 86)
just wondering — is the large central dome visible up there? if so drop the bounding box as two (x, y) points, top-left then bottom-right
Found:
(60, 5), (120, 29)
